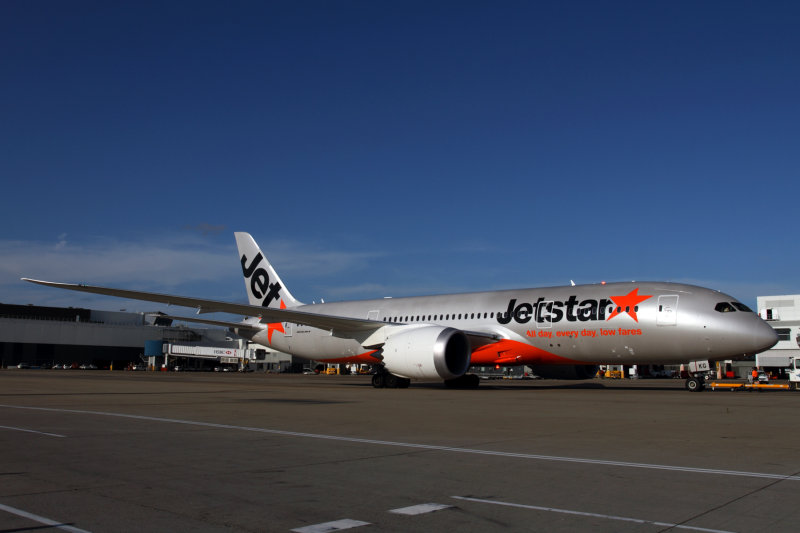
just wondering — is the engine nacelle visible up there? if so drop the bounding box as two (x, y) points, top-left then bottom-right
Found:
(528, 364), (599, 380)
(380, 326), (471, 380)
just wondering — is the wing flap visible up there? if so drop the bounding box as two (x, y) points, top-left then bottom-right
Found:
(158, 315), (265, 333)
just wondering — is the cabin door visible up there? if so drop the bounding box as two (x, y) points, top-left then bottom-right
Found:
(657, 295), (678, 326)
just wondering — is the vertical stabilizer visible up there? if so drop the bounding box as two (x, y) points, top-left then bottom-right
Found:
(234, 232), (302, 309)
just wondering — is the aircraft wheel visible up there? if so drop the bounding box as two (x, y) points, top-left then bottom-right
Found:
(385, 373), (399, 389)
(372, 373), (385, 389)
(685, 377), (703, 392)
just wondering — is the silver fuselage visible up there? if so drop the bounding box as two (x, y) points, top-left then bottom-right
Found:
(251, 281), (778, 366)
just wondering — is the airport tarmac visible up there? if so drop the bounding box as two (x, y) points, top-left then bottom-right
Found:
(1, 371), (799, 533)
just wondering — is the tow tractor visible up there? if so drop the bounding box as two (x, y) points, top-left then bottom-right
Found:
(707, 357), (798, 391)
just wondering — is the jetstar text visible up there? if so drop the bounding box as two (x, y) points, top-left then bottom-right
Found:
(497, 296), (624, 325)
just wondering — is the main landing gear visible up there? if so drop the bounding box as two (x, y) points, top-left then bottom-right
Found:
(370, 368), (481, 389)
(371, 369), (410, 389)
(685, 375), (706, 392)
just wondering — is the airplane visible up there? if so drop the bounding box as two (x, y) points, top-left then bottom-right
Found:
(23, 232), (778, 391)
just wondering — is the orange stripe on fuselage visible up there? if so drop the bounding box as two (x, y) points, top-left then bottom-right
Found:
(470, 339), (589, 366)
(319, 343), (587, 367)
(316, 351), (381, 365)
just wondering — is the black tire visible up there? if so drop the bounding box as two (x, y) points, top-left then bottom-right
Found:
(685, 377), (702, 392)
(385, 373), (399, 389)
(372, 373), (385, 388)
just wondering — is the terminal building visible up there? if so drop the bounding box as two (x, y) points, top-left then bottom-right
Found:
(0, 302), (291, 372)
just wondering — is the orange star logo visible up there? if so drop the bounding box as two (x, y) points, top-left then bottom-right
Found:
(266, 300), (286, 343)
(607, 288), (652, 322)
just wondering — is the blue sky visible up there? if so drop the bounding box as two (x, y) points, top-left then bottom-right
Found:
(2, 1), (798, 313)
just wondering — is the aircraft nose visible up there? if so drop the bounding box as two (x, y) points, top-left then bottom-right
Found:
(707, 311), (779, 358)
(753, 318), (778, 352)
(752, 319), (779, 353)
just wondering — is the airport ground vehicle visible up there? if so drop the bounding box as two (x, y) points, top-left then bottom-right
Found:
(789, 358), (800, 390)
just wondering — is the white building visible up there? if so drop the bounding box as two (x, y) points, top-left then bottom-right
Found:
(756, 295), (800, 366)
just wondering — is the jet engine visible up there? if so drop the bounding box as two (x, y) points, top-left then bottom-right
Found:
(528, 364), (600, 380)
(379, 326), (471, 380)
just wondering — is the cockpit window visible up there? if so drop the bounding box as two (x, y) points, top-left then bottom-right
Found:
(732, 302), (753, 312)
(715, 302), (736, 313)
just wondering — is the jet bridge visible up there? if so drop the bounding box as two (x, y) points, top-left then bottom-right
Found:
(149, 343), (252, 370)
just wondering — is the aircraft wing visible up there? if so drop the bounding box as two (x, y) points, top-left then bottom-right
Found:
(22, 279), (382, 334)
(161, 313), (500, 351)
(22, 278), (502, 349)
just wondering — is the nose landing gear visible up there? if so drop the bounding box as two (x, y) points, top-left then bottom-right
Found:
(685, 375), (706, 392)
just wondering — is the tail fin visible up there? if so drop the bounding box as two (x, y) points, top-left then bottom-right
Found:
(234, 232), (302, 309)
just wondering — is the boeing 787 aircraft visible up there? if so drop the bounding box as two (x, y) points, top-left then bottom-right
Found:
(24, 232), (777, 391)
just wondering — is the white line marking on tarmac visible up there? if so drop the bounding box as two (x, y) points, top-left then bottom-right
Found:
(290, 518), (370, 532)
(0, 502), (92, 533)
(1, 404), (798, 482)
(0, 426), (67, 438)
(389, 502), (452, 515)
(452, 496), (737, 533)
(0, 424), (65, 437)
